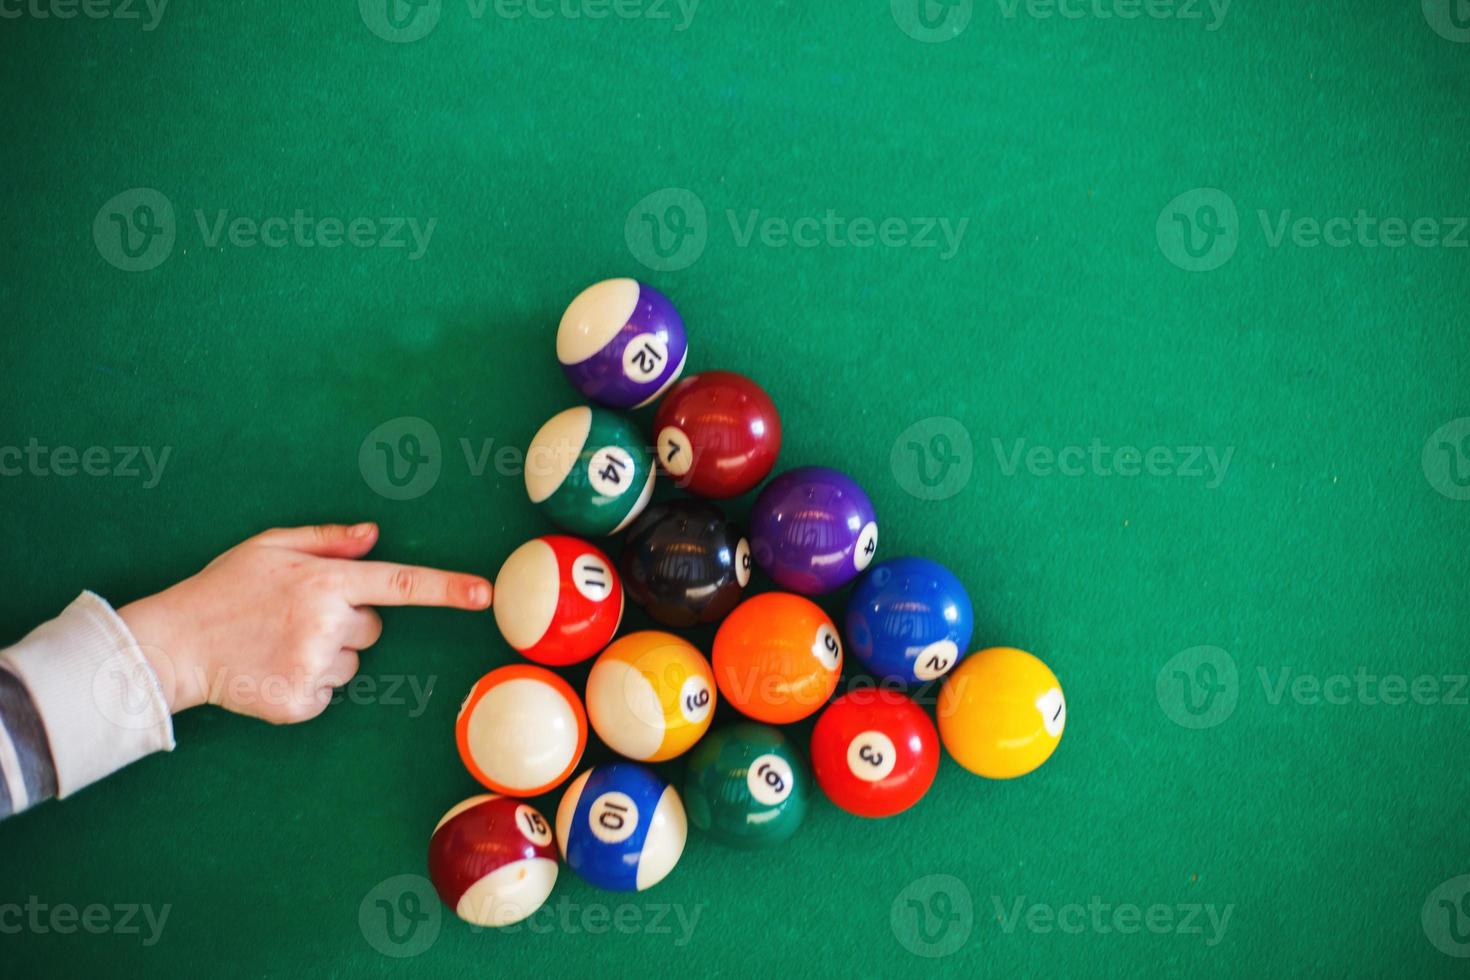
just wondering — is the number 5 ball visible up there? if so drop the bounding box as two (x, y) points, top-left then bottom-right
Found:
(683, 724), (810, 849)
(556, 763), (687, 892)
(846, 557), (974, 684)
(557, 278), (688, 409)
(493, 535), (622, 666)
(585, 632), (716, 762)
(428, 795), (558, 927)
(750, 466), (878, 594)
(712, 592), (842, 724)
(810, 690), (939, 818)
(938, 647), (1065, 779)
(525, 405), (655, 536)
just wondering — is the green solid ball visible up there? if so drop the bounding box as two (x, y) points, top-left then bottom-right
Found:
(524, 405), (654, 536)
(684, 723), (810, 849)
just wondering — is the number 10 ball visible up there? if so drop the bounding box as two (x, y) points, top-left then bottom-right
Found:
(557, 279), (688, 409)
(750, 466), (879, 594)
(525, 405), (655, 536)
(556, 763), (687, 892)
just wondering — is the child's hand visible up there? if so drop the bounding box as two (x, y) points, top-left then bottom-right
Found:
(117, 523), (492, 724)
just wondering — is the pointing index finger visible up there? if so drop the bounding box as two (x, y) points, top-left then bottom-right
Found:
(342, 561), (492, 610)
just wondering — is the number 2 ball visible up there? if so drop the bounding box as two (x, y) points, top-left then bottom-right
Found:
(557, 278), (688, 409)
(585, 631), (716, 762)
(493, 535), (622, 666)
(556, 763), (687, 892)
(810, 690), (939, 818)
(846, 557), (974, 684)
(525, 405), (655, 536)
(653, 371), (782, 498)
(683, 724), (810, 849)
(618, 499), (751, 628)
(428, 795), (558, 927)
(938, 647), (1066, 779)
(750, 466), (879, 594)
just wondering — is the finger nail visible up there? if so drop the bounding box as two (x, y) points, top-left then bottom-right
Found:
(351, 522), (376, 539)
(468, 582), (491, 607)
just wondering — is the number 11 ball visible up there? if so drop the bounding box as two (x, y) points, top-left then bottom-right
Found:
(493, 535), (622, 666)
(557, 279), (688, 409)
(846, 557), (974, 684)
(683, 724), (810, 849)
(750, 466), (879, 594)
(525, 405), (655, 536)
(556, 763), (687, 892)
(428, 795), (558, 927)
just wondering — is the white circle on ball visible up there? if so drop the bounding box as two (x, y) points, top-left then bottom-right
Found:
(847, 731), (897, 782)
(747, 754), (794, 806)
(912, 639), (959, 681)
(621, 332), (669, 384)
(1037, 687), (1066, 738)
(557, 279), (640, 366)
(588, 446), (636, 498)
(492, 539), (559, 652)
(656, 425), (694, 477)
(854, 521), (879, 571)
(572, 553), (614, 602)
(589, 791), (639, 844)
(678, 676), (713, 724)
(812, 623), (842, 671)
(525, 406), (591, 504)
(734, 538), (751, 587)
(515, 804), (553, 847)
(465, 678), (579, 793)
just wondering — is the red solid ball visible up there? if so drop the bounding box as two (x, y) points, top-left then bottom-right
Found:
(810, 690), (939, 818)
(653, 371), (781, 498)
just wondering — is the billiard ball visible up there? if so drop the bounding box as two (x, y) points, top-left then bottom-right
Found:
(585, 631), (716, 762)
(652, 371), (781, 498)
(427, 795), (558, 927)
(749, 466), (878, 594)
(525, 405), (655, 536)
(845, 557), (974, 685)
(809, 689), (939, 818)
(557, 279), (687, 409)
(457, 664), (588, 796)
(938, 647), (1065, 779)
(556, 763), (686, 892)
(617, 499), (751, 628)
(493, 535), (623, 666)
(683, 723), (810, 849)
(712, 592), (842, 724)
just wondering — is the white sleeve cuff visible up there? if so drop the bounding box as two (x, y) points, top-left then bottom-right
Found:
(0, 591), (174, 798)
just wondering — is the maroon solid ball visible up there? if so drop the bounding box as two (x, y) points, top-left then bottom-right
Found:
(653, 371), (782, 498)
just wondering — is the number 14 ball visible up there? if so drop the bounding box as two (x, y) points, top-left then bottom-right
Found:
(557, 279), (688, 409)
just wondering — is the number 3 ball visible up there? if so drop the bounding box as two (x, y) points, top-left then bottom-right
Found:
(846, 557), (974, 685)
(683, 724), (810, 849)
(653, 371), (782, 498)
(428, 795), (558, 927)
(457, 665), (588, 797)
(585, 631), (716, 762)
(618, 499), (751, 628)
(557, 278), (688, 409)
(938, 647), (1066, 779)
(712, 592), (843, 724)
(525, 405), (655, 536)
(493, 535), (622, 666)
(810, 690), (939, 818)
(750, 466), (879, 594)
(556, 763), (687, 892)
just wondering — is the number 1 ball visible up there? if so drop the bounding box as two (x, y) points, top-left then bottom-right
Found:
(457, 665), (587, 796)
(712, 592), (843, 724)
(750, 466), (879, 594)
(653, 371), (782, 498)
(428, 795), (558, 927)
(585, 631), (716, 762)
(618, 499), (751, 628)
(557, 278), (688, 409)
(810, 690), (939, 818)
(525, 405), (655, 536)
(938, 647), (1066, 779)
(846, 557), (974, 684)
(683, 724), (810, 849)
(493, 535), (622, 666)
(556, 763), (687, 892)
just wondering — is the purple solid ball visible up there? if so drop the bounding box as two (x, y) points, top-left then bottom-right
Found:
(750, 466), (879, 595)
(557, 278), (688, 409)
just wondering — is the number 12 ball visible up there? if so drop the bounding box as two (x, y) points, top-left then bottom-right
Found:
(683, 724), (810, 849)
(750, 467), (879, 594)
(525, 405), (655, 536)
(428, 795), (558, 927)
(846, 557), (974, 684)
(810, 690), (939, 818)
(556, 763), (687, 892)
(557, 279), (688, 409)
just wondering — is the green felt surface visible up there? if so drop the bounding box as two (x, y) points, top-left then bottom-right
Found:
(2, 1), (1469, 977)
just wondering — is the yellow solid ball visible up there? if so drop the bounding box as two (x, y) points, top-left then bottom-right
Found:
(586, 631), (716, 762)
(938, 647), (1066, 779)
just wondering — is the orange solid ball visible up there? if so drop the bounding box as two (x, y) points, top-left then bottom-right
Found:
(712, 592), (842, 724)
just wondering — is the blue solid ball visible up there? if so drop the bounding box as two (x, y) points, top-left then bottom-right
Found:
(845, 557), (975, 684)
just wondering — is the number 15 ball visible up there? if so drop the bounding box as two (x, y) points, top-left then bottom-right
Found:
(557, 279), (688, 409)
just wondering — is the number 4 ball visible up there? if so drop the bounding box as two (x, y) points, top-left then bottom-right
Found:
(428, 795), (558, 927)
(810, 690), (939, 818)
(938, 647), (1066, 779)
(750, 466), (878, 594)
(557, 279), (688, 409)
(556, 763), (687, 892)
(493, 535), (622, 666)
(525, 405), (655, 536)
